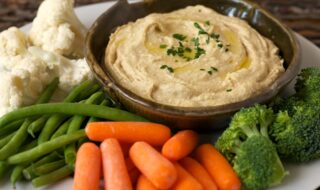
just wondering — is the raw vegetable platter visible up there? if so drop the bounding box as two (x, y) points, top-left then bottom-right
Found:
(1, 1), (320, 189)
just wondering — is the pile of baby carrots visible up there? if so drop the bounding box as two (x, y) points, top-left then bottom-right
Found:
(74, 122), (241, 190)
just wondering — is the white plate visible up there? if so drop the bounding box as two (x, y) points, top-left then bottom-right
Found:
(1, 1), (320, 189)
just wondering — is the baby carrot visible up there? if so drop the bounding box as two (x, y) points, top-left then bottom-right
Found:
(101, 138), (132, 190)
(129, 142), (177, 189)
(125, 158), (140, 185)
(73, 142), (101, 190)
(180, 157), (218, 190)
(136, 175), (159, 190)
(195, 144), (241, 190)
(162, 130), (199, 160)
(170, 163), (203, 190)
(86, 122), (171, 146)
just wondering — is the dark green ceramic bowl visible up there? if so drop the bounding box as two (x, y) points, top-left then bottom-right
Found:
(86, 0), (301, 130)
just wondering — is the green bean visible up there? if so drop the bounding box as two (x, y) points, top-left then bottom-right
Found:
(8, 130), (86, 165)
(0, 132), (16, 148)
(21, 140), (38, 151)
(87, 99), (111, 123)
(0, 103), (147, 128)
(0, 161), (9, 179)
(38, 115), (69, 144)
(64, 80), (93, 103)
(77, 83), (101, 101)
(32, 165), (73, 187)
(0, 120), (23, 137)
(37, 80), (94, 144)
(64, 92), (104, 168)
(34, 159), (65, 176)
(10, 165), (25, 188)
(0, 120), (31, 160)
(28, 116), (48, 138)
(36, 77), (59, 104)
(50, 119), (72, 140)
(23, 152), (62, 180)
(10, 140), (38, 186)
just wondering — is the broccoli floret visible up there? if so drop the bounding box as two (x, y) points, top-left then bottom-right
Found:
(216, 105), (287, 190)
(270, 103), (320, 162)
(295, 67), (320, 104)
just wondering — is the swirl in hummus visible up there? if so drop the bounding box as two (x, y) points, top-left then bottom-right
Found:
(105, 5), (285, 107)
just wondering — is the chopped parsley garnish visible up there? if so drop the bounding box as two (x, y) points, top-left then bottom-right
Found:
(195, 47), (206, 59)
(160, 65), (174, 73)
(173, 33), (187, 41)
(191, 37), (200, 47)
(211, 67), (218, 72)
(205, 21), (210, 25)
(226, 89), (232, 92)
(160, 44), (167, 49)
(201, 66), (219, 75)
(217, 43), (223, 48)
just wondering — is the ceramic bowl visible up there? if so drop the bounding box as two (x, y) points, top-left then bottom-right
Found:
(86, 0), (301, 130)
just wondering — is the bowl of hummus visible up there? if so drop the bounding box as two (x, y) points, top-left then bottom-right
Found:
(86, 0), (300, 129)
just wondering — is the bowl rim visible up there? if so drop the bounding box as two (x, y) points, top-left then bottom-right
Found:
(86, 0), (301, 118)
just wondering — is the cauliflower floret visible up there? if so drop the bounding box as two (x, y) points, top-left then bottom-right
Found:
(0, 55), (54, 117)
(28, 46), (93, 94)
(29, 0), (87, 58)
(0, 27), (29, 57)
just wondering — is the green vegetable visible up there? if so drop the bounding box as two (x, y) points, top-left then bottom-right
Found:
(216, 105), (287, 190)
(38, 80), (94, 144)
(32, 165), (73, 187)
(0, 132), (16, 148)
(10, 165), (25, 188)
(8, 130), (86, 165)
(270, 67), (320, 162)
(0, 103), (147, 128)
(0, 120), (23, 137)
(34, 159), (66, 176)
(64, 91), (104, 168)
(50, 119), (72, 140)
(77, 83), (101, 101)
(28, 116), (49, 138)
(270, 104), (320, 162)
(0, 120), (31, 160)
(23, 152), (62, 180)
(0, 161), (10, 179)
(36, 78), (59, 104)
(295, 67), (320, 103)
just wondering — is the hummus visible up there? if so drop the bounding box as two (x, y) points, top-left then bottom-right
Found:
(105, 5), (284, 107)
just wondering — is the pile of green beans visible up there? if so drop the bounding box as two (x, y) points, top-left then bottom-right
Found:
(0, 79), (147, 188)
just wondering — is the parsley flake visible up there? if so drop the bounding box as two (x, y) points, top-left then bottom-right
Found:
(160, 65), (174, 73)
(160, 44), (167, 49)
(173, 33), (187, 41)
(226, 89), (232, 92)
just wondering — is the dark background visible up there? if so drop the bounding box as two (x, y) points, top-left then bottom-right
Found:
(1, 0), (320, 46)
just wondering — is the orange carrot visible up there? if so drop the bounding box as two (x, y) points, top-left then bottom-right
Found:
(125, 157), (140, 185)
(73, 142), (101, 190)
(170, 163), (203, 190)
(86, 122), (171, 146)
(180, 157), (218, 190)
(100, 138), (132, 190)
(195, 144), (241, 190)
(162, 130), (199, 160)
(129, 142), (177, 189)
(136, 175), (160, 190)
